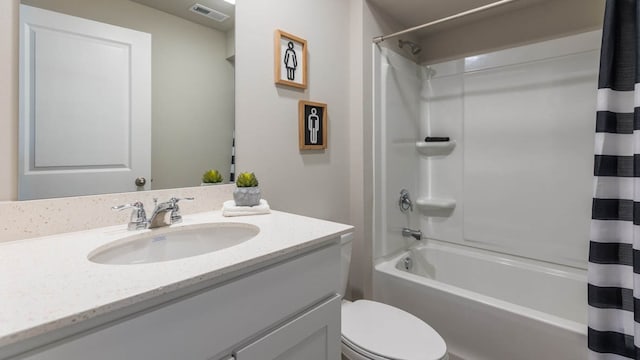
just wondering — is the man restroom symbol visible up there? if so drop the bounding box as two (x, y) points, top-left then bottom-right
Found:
(284, 41), (297, 81)
(308, 108), (320, 144)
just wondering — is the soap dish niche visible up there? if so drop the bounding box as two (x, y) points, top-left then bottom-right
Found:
(416, 141), (456, 156)
(415, 197), (456, 217)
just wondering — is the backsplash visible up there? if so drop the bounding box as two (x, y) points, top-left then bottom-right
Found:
(0, 184), (234, 243)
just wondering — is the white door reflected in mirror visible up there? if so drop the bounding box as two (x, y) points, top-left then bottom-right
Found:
(19, 5), (151, 200)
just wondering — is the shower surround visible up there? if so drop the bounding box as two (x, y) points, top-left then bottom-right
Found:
(373, 31), (600, 359)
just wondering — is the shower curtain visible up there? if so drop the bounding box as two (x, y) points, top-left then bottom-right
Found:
(589, 0), (640, 358)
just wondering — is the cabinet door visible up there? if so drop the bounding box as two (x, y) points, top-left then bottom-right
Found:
(235, 295), (341, 360)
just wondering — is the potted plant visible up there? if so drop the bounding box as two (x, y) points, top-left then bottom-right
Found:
(201, 169), (223, 185)
(233, 172), (261, 206)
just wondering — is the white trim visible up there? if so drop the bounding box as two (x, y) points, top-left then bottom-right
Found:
(590, 220), (639, 244)
(597, 88), (635, 113)
(588, 262), (634, 289)
(593, 177), (636, 199)
(589, 349), (636, 360)
(589, 306), (635, 336)
(463, 30), (602, 72)
(594, 132), (636, 156)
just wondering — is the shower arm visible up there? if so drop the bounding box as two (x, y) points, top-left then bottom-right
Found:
(373, 0), (519, 44)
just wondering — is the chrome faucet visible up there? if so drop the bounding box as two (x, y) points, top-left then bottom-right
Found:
(402, 227), (422, 240)
(112, 197), (194, 230)
(148, 197), (193, 228)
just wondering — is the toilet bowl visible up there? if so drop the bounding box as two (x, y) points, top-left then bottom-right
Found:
(340, 233), (447, 360)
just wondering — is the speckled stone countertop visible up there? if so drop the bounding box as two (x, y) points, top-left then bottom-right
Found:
(0, 210), (352, 350)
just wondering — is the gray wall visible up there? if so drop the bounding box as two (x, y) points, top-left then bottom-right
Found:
(235, 0), (352, 223)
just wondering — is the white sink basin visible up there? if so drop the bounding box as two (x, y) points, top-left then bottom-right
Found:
(89, 223), (260, 265)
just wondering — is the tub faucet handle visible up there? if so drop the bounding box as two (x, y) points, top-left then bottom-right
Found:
(399, 189), (413, 213)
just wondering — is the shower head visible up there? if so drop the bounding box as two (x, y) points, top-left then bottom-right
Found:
(398, 39), (422, 55)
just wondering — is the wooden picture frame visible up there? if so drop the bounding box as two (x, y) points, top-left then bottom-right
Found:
(299, 101), (327, 150)
(274, 30), (307, 89)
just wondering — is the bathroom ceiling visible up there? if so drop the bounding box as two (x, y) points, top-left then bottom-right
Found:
(367, 0), (549, 38)
(131, 0), (234, 32)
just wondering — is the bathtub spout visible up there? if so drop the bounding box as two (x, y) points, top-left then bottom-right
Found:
(402, 228), (422, 240)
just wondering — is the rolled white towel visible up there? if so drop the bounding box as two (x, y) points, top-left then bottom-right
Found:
(222, 199), (271, 217)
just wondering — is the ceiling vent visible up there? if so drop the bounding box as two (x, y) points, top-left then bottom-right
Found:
(189, 3), (230, 22)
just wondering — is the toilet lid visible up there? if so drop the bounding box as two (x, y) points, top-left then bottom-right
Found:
(342, 300), (447, 360)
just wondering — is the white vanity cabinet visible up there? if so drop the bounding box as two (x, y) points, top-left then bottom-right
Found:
(13, 242), (341, 360)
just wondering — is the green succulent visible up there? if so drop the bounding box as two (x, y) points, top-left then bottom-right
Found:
(236, 172), (259, 187)
(202, 169), (223, 183)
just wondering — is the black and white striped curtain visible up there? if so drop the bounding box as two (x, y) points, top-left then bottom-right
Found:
(589, 1), (640, 359)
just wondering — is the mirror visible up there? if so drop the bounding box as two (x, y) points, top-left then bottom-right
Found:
(19, 0), (235, 200)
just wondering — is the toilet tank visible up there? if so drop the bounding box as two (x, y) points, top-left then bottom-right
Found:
(340, 233), (353, 297)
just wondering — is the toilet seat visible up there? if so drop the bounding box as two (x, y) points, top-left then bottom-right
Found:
(342, 335), (399, 360)
(341, 300), (447, 360)
(342, 336), (392, 360)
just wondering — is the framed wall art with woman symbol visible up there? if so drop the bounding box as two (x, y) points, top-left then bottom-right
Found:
(274, 30), (307, 89)
(298, 100), (327, 150)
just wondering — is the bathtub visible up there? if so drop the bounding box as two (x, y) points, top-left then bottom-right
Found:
(372, 241), (587, 360)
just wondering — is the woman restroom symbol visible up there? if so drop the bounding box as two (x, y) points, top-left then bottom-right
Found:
(308, 108), (319, 144)
(284, 41), (297, 81)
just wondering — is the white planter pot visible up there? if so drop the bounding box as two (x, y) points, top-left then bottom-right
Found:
(233, 187), (261, 206)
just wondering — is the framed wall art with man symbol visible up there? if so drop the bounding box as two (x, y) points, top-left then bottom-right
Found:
(274, 30), (307, 89)
(299, 101), (327, 150)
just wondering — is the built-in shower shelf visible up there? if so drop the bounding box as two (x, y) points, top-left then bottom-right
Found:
(416, 141), (456, 156)
(415, 198), (456, 213)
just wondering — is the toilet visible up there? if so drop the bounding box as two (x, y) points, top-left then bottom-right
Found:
(339, 233), (448, 360)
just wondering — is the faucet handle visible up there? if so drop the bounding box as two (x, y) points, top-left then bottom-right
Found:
(169, 197), (195, 204)
(112, 201), (145, 214)
(168, 197), (194, 224)
(112, 201), (147, 231)
(399, 189), (413, 213)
